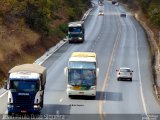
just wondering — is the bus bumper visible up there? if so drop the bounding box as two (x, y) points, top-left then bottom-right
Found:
(69, 38), (84, 43)
(8, 104), (41, 114)
(67, 89), (96, 96)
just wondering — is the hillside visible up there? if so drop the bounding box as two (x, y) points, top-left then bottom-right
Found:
(0, 0), (90, 86)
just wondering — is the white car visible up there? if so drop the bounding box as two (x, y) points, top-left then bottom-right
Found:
(116, 67), (133, 81)
(98, 11), (104, 16)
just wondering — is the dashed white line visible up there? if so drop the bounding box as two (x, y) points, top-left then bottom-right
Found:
(59, 98), (63, 103)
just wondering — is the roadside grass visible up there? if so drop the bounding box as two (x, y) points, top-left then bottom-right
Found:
(0, 21), (61, 87)
(0, 23), (40, 84)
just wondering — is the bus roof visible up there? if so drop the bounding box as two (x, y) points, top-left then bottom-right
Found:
(69, 52), (96, 62)
(9, 63), (46, 74)
(71, 52), (96, 58)
(68, 21), (84, 27)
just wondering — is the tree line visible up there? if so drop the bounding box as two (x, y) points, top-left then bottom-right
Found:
(0, 0), (90, 37)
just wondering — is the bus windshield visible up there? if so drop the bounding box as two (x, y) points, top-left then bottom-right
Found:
(69, 69), (96, 86)
(69, 61), (96, 69)
(69, 27), (82, 33)
(10, 79), (39, 92)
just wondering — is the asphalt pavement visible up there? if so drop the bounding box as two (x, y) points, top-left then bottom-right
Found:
(0, 1), (160, 120)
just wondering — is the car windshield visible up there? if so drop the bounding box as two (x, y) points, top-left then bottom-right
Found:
(120, 69), (130, 72)
(69, 69), (96, 86)
(69, 27), (82, 33)
(10, 79), (39, 92)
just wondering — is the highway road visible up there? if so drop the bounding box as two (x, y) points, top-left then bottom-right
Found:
(0, 0), (160, 120)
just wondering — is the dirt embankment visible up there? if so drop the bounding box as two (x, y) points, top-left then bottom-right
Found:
(0, 18), (60, 87)
(0, 6), (68, 87)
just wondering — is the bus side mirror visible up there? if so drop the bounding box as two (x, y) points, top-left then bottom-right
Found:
(4, 81), (8, 90)
(96, 68), (99, 77)
(64, 67), (68, 76)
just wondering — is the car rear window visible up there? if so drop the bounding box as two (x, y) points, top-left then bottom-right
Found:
(120, 69), (130, 72)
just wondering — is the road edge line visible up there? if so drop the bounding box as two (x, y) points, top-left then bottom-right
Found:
(129, 14), (149, 119)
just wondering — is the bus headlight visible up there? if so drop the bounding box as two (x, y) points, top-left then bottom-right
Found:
(8, 104), (14, 108)
(90, 86), (96, 90)
(34, 105), (41, 109)
(78, 37), (82, 40)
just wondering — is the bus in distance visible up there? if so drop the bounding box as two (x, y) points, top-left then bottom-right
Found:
(68, 21), (85, 43)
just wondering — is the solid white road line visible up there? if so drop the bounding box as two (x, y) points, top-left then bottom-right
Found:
(129, 15), (149, 119)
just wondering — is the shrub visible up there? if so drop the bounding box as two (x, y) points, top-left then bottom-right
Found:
(59, 23), (68, 33)
(148, 2), (160, 27)
(0, 0), (90, 37)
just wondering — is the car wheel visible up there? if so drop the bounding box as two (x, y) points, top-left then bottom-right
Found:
(81, 40), (84, 43)
(117, 78), (120, 81)
(41, 99), (44, 108)
(130, 78), (132, 81)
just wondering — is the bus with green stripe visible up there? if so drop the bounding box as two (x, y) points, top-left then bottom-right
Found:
(64, 52), (99, 99)
(68, 21), (85, 43)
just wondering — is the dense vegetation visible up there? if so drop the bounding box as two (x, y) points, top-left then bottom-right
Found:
(0, 0), (90, 37)
(0, 0), (90, 85)
(120, 0), (160, 28)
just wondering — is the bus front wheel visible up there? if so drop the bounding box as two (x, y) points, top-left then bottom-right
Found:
(68, 95), (73, 99)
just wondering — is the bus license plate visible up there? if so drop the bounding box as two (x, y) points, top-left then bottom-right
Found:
(21, 110), (27, 113)
(79, 92), (84, 95)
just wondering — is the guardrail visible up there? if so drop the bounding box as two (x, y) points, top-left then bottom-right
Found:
(35, 7), (94, 65)
(34, 39), (68, 65)
(81, 1), (95, 21)
(81, 8), (93, 21)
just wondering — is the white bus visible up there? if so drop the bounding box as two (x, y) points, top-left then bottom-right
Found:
(64, 52), (99, 99)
